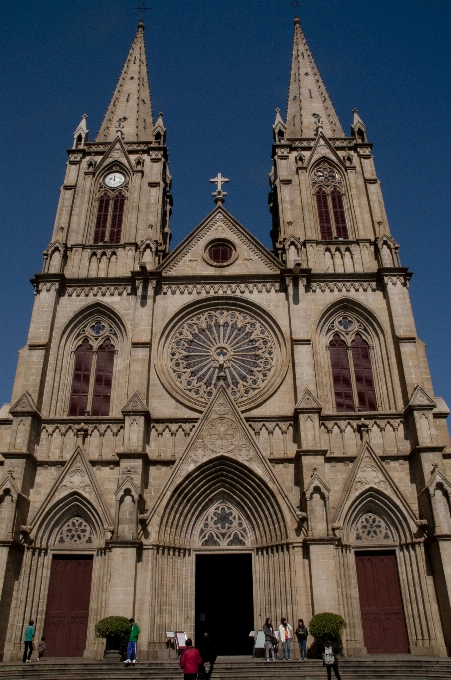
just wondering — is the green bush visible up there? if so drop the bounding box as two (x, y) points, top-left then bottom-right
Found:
(309, 612), (346, 639)
(95, 616), (130, 641)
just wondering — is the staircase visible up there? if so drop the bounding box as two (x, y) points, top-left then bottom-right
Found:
(2, 657), (451, 680)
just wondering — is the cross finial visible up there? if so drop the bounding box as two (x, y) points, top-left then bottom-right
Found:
(135, 2), (151, 21)
(209, 172), (229, 204)
(289, 0), (302, 16)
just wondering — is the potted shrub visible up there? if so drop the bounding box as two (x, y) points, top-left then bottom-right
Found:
(95, 616), (130, 661)
(308, 612), (346, 658)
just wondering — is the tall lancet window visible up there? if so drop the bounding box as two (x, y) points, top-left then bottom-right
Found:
(68, 325), (116, 416)
(328, 324), (377, 413)
(93, 191), (126, 244)
(312, 164), (349, 240)
(329, 334), (354, 412)
(351, 334), (377, 411)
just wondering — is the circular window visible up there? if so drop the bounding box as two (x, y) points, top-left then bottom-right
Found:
(156, 299), (288, 412)
(208, 242), (233, 264)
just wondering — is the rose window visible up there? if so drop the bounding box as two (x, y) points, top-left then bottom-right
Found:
(57, 516), (93, 545)
(168, 309), (276, 406)
(311, 163), (342, 188)
(199, 503), (248, 547)
(355, 514), (391, 542)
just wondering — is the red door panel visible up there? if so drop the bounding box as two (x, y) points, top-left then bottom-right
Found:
(44, 556), (93, 657)
(356, 552), (409, 654)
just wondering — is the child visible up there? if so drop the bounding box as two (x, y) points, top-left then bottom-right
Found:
(37, 637), (46, 661)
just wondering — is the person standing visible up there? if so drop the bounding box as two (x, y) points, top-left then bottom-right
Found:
(295, 619), (308, 661)
(180, 638), (202, 680)
(263, 617), (276, 662)
(197, 631), (217, 679)
(22, 620), (35, 663)
(321, 635), (342, 680)
(278, 618), (293, 661)
(37, 636), (46, 661)
(124, 618), (140, 665)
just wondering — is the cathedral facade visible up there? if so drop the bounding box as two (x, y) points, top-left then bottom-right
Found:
(1, 17), (451, 662)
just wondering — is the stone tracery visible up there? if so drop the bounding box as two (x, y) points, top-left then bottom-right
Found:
(199, 503), (248, 547)
(168, 308), (277, 407)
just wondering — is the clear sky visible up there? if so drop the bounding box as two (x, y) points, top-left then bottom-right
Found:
(1, 0), (450, 412)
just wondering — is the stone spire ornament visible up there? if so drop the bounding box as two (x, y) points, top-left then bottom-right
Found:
(209, 172), (229, 204)
(96, 21), (154, 142)
(286, 17), (344, 138)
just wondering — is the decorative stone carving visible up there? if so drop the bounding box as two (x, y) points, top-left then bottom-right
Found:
(353, 455), (388, 492)
(57, 467), (93, 497)
(57, 516), (93, 545)
(355, 513), (391, 542)
(199, 502), (248, 547)
(157, 300), (287, 412)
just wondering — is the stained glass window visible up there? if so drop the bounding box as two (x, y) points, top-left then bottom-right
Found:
(69, 339), (93, 416)
(199, 503), (248, 547)
(208, 243), (233, 264)
(329, 334), (354, 412)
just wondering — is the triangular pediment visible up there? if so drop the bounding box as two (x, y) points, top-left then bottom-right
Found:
(158, 206), (282, 276)
(115, 474), (141, 501)
(376, 234), (399, 250)
(121, 392), (150, 415)
(29, 446), (113, 536)
(295, 388), (322, 412)
(407, 385), (436, 410)
(9, 392), (40, 417)
(0, 472), (20, 500)
(306, 132), (346, 169)
(304, 470), (330, 497)
(96, 136), (133, 174)
(332, 442), (417, 529)
(146, 382), (299, 529)
(425, 466), (451, 495)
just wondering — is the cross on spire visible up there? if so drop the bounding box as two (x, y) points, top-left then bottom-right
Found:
(135, 2), (151, 20)
(209, 173), (229, 204)
(289, 0), (302, 15)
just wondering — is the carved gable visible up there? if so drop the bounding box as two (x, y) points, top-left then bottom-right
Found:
(146, 383), (299, 529)
(96, 136), (133, 174)
(29, 446), (113, 536)
(333, 442), (418, 529)
(407, 385), (436, 410)
(159, 206), (282, 276)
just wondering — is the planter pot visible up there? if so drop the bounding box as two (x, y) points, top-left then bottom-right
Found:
(103, 637), (124, 662)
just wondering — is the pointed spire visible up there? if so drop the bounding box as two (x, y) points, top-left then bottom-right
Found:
(73, 114), (89, 148)
(96, 22), (154, 142)
(286, 17), (344, 139)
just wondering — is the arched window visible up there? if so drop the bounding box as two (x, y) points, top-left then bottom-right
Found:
(312, 164), (349, 240)
(69, 339), (93, 416)
(91, 339), (115, 416)
(351, 334), (376, 411)
(329, 334), (354, 412)
(68, 332), (116, 416)
(93, 191), (125, 244)
(316, 188), (333, 240)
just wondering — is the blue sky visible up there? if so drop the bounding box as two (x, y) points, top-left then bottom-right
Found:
(1, 0), (451, 411)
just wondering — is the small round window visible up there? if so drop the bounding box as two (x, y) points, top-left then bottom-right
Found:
(208, 243), (233, 264)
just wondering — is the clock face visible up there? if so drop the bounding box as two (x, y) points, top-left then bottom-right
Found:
(104, 172), (125, 188)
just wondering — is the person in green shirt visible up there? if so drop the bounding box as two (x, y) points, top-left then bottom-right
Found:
(22, 620), (35, 663)
(124, 618), (140, 665)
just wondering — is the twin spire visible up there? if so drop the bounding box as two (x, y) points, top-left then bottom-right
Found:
(94, 16), (344, 145)
(286, 17), (344, 138)
(97, 21), (154, 142)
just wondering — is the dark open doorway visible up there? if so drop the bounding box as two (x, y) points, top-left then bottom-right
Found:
(195, 553), (254, 655)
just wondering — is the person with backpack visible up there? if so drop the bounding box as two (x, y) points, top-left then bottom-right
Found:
(295, 618), (308, 661)
(22, 620), (35, 663)
(278, 618), (293, 660)
(124, 618), (140, 665)
(180, 638), (202, 680)
(197, 631), (217, 679)
(321, 634), (342, 680)
(263, 617), (276, 661)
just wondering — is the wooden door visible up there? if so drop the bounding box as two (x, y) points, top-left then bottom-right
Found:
(355, 551), (409, 654)
(44, 555), (93, 657)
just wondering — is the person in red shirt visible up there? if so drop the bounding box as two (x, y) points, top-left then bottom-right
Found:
(180, 638), (202, 680)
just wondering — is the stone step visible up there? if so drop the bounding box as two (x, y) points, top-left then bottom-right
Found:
(2, 659), (451, 680)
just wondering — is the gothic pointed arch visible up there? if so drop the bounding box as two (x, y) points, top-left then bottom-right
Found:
(333, 443), (419, 545)
(315, 297), (397, 412)
(29, 446), (113, 547)
(47, 302), (128, 417)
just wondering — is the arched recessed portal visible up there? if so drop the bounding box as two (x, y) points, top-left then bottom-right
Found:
(150, 457), (293, 655)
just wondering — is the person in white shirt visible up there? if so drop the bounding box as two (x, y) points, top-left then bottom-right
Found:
(278, 618), (293, 661)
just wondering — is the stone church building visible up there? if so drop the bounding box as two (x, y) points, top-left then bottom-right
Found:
(1, 16), (451, 662)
